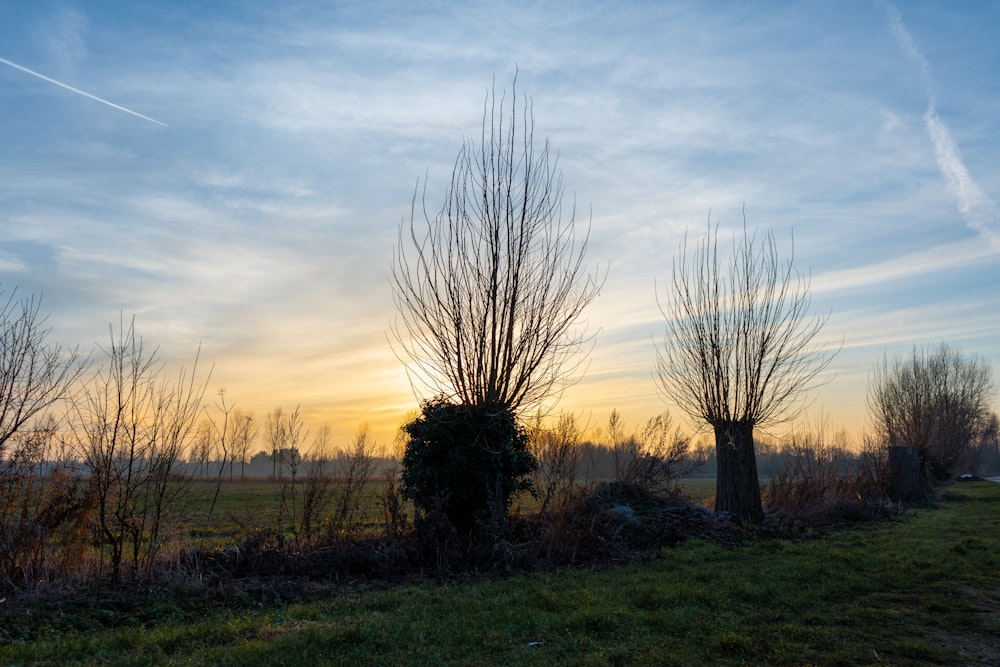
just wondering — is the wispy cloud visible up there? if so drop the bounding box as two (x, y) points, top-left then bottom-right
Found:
(883, 3), (1000, 251)
(924, 111), (1000, 250)
(42, 8), (89, 73)
(0, 56), (167, 126)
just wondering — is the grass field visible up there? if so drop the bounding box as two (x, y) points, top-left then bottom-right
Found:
(2, 481), (997, 665)
(161, 476), (719, 548)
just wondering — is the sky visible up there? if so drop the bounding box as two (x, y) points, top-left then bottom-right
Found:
(1, 1), (998, 451)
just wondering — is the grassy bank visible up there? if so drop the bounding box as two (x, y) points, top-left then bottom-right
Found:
(2, 483), (997, 666)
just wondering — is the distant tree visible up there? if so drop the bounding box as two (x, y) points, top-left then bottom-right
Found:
(868, 343), (994, 486)
(265, 407), (285, 481)
(391, 75), (601, 531)
(233, 409), (257, 481)
(191, 418), (214, 478)
(656, 219), (835, 522)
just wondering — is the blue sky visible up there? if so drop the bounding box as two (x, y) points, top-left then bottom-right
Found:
(1, 1), (998, 448)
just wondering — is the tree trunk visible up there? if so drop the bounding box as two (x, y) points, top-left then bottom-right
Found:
(714, 421), (764, 523)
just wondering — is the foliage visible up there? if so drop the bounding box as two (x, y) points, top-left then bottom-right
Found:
(400, 397), (537, 532)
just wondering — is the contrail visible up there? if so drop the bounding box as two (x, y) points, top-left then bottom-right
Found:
(925, 110), (999, 249)
(882, 3), (1000, 251)
(0, 56), (167, 127)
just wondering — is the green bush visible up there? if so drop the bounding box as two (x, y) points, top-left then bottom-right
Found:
(400, 398), (537, 533)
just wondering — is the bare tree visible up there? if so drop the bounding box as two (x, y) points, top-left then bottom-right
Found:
(391, 75), (603, 414)
(265, 407), (285, 481)
(656, 219), (835, 522)
(190, 418), (214, 479)
(0, 289), (86, 449)
(73, 317), (208, 582)
(204, 390), (236, 532)
(233, 409), (257, 481)
(868, 343), (994, 485)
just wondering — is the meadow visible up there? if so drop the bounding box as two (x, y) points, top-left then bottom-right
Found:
(155, 476), (719, 549)
(2, 481), (997, 666)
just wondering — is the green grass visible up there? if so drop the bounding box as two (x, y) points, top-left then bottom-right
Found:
(170, 478), (394, 546)
(3, 482), (998, 665)
(170, 476), (714, 548)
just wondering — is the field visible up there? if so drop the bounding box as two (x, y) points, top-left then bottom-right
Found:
(160, 476), (720, 548)
(2, 481), (997, 665)
(172, 477), (392, 545)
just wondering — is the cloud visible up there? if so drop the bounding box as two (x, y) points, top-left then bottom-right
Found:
(883, 1), (935, 105)
(883, 2), (1000, 250)
(810, 237), (995, 294)
(42, 7), (89, 73)
(924, 111), (1000, 250)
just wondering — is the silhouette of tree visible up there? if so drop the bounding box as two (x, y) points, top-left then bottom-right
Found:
(391, 75), (603, 414)
(392, 75), (601, 532)
(656, 218), (835, 522)
(868, 343), (994, 486)
(0, 288), (86, 449)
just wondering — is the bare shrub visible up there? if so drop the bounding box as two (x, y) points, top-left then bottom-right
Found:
(72, 317), (207, 583)
(203, 391), (241, 533)
(0, 420), (94, 592)
(530, 411), (588, 516)
(325, 425), (378, 539)
(764, 421), (889, 527)
(270, 407), (306, 536)
(607, 410), (693, 495)
(857, 431), (889, 495)
(298, 425), (334, 545)
(380, 470), (408, 539)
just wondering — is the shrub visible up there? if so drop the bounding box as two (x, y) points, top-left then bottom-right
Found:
(607, 410), (695, 495)
(763, 428), (889, 527)
(400, 398), (537, 533)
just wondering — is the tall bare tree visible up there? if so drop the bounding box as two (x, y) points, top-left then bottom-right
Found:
(656, 219), (835, 522)
(868, 343), (994, 484)
(391, 75), (603, 414)
(0, 289), (86, 449)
